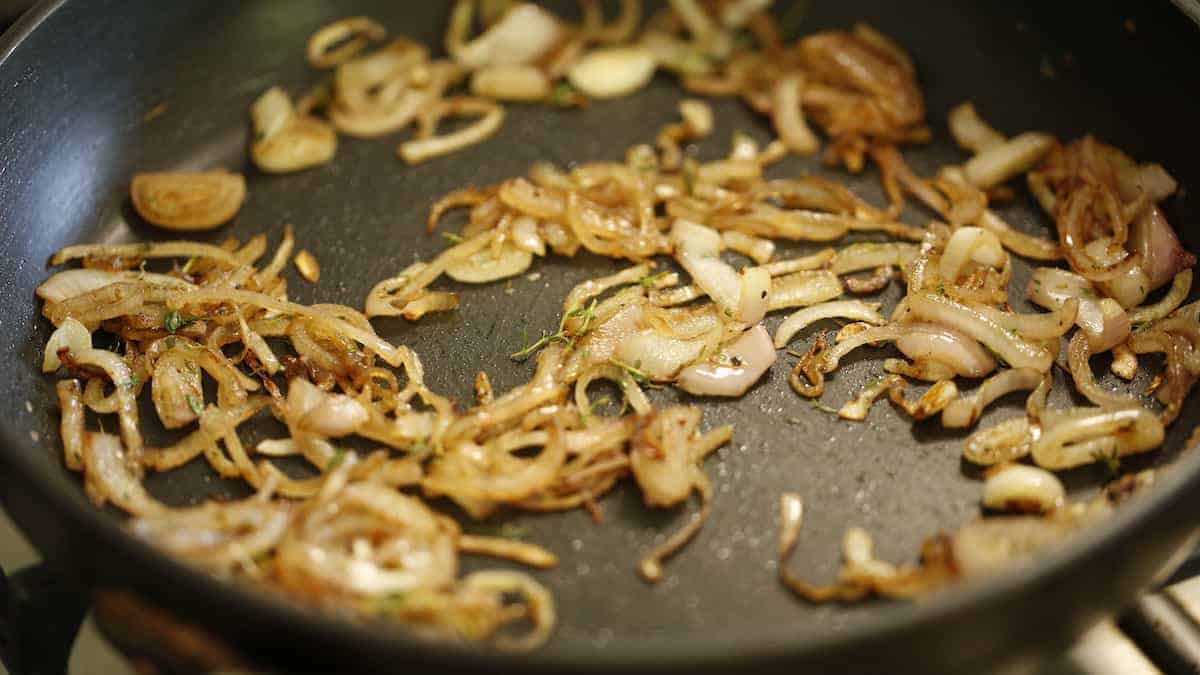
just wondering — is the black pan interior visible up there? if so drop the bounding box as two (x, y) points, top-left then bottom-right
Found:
(2, 1), (1200, 672)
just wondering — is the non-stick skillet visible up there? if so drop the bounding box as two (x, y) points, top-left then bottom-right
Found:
(3, 1), (1200, 673)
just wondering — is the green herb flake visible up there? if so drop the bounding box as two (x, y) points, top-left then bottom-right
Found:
(549, 81), (580, 107)
(580, 395), (612, 424)
(810, 399), (839, 415)
(376, 592), (409, 612)
(511, 299), (598, 361)
(608, 358), (658, 387)
(164, 336), (176, 349)
(326, 447), (348, 471)
(164, 309), (196, 334)
(511, 330), (557, 361)
(636, 270), (670, 289)
(410, 437), (433, 458)
(186, 394), (204, 415)
(566, 298), (599, 336)
(496, 522), (530, 540)
(1093, 449), (1121, 477)
(441, 232), (464, 244)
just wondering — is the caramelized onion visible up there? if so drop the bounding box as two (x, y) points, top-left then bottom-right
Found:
(131, 171), (246, 231)
(962, 132), (1055, 189)
(568, 46), (657, 98)
(774, 300), (884, 349)
(908, 292), (1053, 372)
(1032, 407), (1163, 470)
(942, 368), (1043, 428)
(400, 97), (505, 164)
(948, 102), (1005, 154)
(251, 87), (338, 173)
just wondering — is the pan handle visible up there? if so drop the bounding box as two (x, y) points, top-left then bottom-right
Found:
(0, 562), (88, 675)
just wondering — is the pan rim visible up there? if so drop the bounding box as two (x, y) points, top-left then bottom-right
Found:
(1, 1), (1199, 671)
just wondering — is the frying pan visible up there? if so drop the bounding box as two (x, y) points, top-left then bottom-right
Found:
(2, 1), (1200, 673)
